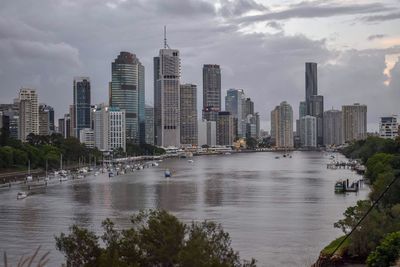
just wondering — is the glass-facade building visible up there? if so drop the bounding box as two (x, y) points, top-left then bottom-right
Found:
(110, 52), (145, 145)
(73, 77), (91, 138)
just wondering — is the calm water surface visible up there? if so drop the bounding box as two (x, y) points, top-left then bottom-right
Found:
(0, 151), (368, 266)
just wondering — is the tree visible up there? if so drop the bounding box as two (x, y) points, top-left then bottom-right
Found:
(56, 210), (256, 267)
(245, 138), (258, 149)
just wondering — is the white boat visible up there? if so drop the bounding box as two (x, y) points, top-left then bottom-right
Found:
(94, 171), (99, 176)
(224, 152), (232, 155)
(77, 174), (84, 179)
(26, 175), (33, 182)
(165, 169), (171, 178)
(17, 191), (28, 200)
(188, 159), (194, 163)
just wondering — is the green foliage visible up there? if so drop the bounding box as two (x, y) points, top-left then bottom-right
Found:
(321, 235), (349, 257)
(56, 210), (256, 267)
(245, 138), (258, 149)
(0, 133), (101, 171)
(126, 143), (166, 156)
(367, 231), (400, 267)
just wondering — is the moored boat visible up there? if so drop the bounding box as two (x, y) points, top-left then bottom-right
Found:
(17, 191), (28, 200)
(165, 169), (171, 178)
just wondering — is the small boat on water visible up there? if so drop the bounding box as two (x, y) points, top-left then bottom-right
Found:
(59, 176), (68, 182)
(26, 175), (33, 182)
(77, 174), (84, 179)
(275, 156), (280, 159)
(94, 171), (99, 176)
(188, 159), (194, 163)
(224, 152), (232, 155)
(108, 172), (115, 178)
(17, 191), (28, 200)
(165, 169), (171, 178)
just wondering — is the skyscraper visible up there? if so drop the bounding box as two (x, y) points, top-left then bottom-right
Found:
(324, 109), (343, 146)
(217, 111), (234, 146)
(145, 106), (154, 145)
(300, 115), (317, 148)
(110, 52), (145, 144)
(342, 103), (367, 142)
(73, 77), (91, 138)
(202, 64), (221, 121)
(180, 84), (198, 145)
(304, 63), (323, 145)
(154, 36), (181, 147)
(271, 101), (293, 148)
(198, 119), (216, 147)
(18, 88), (38, 141)
(39, 104), (54, 136)
(225, 89), (245, 137)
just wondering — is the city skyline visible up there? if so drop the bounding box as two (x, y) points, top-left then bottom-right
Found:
(0, 0), (399, 132)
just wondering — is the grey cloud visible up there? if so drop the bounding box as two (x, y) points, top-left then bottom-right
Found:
(219, 0), (268, 17)
(266, 21), (283, 31)
(367, 34), (387, 41)
(237, 1), (390, 23)
(363, 12), (400, 22)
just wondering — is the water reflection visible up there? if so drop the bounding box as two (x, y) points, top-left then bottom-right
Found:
(0, 151), (368, 266)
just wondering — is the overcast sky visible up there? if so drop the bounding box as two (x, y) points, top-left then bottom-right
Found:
(0, 0), (399, 131)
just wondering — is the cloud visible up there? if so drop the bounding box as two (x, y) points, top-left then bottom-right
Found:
(237, 1), (390, 24)
(0, 0), (398, 132)
(219, 0), (268, 17)
(367, 34), (387, 41)
(266, 21), (284, 31)
(363, 12), (400, 22)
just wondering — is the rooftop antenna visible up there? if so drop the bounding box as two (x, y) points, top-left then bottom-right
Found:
(164, 25), (170, 49)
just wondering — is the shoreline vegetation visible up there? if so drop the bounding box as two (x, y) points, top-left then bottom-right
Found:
(313, 136), (400, 267)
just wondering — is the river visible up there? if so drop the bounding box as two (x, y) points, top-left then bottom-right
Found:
(0, 151), (368, 266)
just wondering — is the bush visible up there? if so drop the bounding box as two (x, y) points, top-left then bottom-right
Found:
(367, 231), (400, 267)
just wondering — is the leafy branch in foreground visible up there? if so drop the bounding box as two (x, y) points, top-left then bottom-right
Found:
(56, 209), (256, 267)
(3, 246), (50, 267)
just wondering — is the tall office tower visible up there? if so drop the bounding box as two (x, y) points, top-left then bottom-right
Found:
(305, 63), (323, 145)
(342, 103), (367, 142)
(73, 77), (91, 138)
(110, 52), (145, 144)
(58, 118), (65, 136)
(180, 84), (198, 145)
(198, 119), (217, 147)
(18, 88), (39, 141)
(145, 106), (154, 145)
(93, 104), (126, 152)
(38, 104), (54, 136)
(255, 112), (260, 139)
(154, 35), (181, 147)
(270, 101), (294, 148)
(299, 101), (307, 118)
(225, 89), (245, 137)
(300, 115), (317, 148)
(245, 114), (257, 139)
(0, 101), (20, 139)
(244, 98), (254, 117)
(323, 109), (343, 146)
(380, 116), (398, 139)
(202, 64), (221, 122)
(217, 111), (234, 146)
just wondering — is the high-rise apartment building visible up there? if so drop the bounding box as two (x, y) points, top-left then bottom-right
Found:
(300, 115), (317, 148)
(73, 77), (91, 138)
(154, 46), (181, 147)
(323, 109), (343, 146)
(145, 106), (154, 145)
(110, 52), (145, 144)
(180, 84), (198, 145)
(379, 116), (398, 139)
(271, 101), (293, 148)
(342, 103), (367, 142)
(18, 88), (39, 141)
(217, 111), (234, 146)
(93, 104), (126, 152)
(305, 63), (323, 146)
(202, 64), (221, 122)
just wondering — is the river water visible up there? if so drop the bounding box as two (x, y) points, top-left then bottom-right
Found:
(0, 151), (368, 266)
